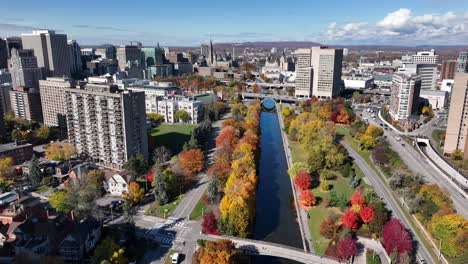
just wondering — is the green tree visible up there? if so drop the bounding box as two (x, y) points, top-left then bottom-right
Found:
(93, 236), (119, 262)
(153, 169), (169, 205)
(0, 157), (15, 179)
(0, 180), (12, 192)
(36, 127), (51, 141)
(174, 109), (191, 123)
(207, 177), (218, 200)
(451, 149), (463, 160)
(124, 153), (149, 177)
(49, 191), (73, 213)
(28, 155), (43, 185)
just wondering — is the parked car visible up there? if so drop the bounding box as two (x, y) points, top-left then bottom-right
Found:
(171, 253), (180, 264)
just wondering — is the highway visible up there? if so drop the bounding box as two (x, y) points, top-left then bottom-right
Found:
(360, 108), (468, 218)
(342, 142), (435, 264)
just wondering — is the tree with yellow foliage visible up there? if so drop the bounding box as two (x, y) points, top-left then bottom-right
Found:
(123, 182), (144, 204)
(45, 143), (77, 161)
(0, 157), (15, 179)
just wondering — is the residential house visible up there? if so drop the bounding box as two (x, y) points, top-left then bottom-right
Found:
(104, 170), (134, 196)
(57, 217), (101, 261)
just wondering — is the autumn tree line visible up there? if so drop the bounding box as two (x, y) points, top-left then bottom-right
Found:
(199, 102), (261, 238)
(345, 101), (467, 262)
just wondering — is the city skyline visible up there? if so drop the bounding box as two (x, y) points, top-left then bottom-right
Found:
(0, 0), (467, 46)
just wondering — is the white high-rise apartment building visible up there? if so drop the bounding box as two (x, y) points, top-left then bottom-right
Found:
(411, 49), (438, 64)
(21, 30), (71, 77)
(389, 73), (421, 121)
(458, 52), (468, 73)
(64, 84), (148, 169)
(39, 77), (75, 128)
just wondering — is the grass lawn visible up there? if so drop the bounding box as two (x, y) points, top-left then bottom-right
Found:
(36, 186), (50, 193)
(307, 205), (341, 255)
(290, 140), (307, 163)
(146, 195), (185, 218)
(189, 196), (211, 220)
(150, 124), (197, 154)
(366, 252), (382, 264)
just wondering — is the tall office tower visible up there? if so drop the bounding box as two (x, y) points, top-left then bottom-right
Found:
(95, 44), (116, 60)
(444, 73), (468, 159)
(117, 45), (141, 70)
(67, 40), (82, 76)
(0, 83), (12, 114)
(440, 60), (457, 80)
(201, 44), (209, 57)
(389, 73), (421, 121)
(21, 30), (71, 77)
(39, 77), (75, 129)
(458, 52), (468, 73)
(232, 46), (237, 58)
(294, 48), (313, 97)
(64, 84), (148, 169)
(9, 87), (43, 122)
(5, 37), (23, 57)
(10, 49), (43, 89)
(0, 70), (11, 84)
(311, 46), (343, 99)
(0, 39), (7, 69)
(141, 47), (164, 68)
(411, 49), (438, 64)
(208, 40), (214, 65)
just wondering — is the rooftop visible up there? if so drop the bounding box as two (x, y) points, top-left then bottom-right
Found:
(0, 142), (32, 153)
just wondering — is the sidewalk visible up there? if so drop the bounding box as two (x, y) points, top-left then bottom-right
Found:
(276, 105), (314, 253)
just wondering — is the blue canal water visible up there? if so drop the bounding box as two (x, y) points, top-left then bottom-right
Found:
(252, 111), (302, 264)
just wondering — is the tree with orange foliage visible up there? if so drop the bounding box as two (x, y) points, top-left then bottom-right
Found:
(179, 149), (205, 175)
(199, 239), (237, 264)
(318, 105), (332, 120)
(207, 163), (231, 187)
(299, 190), (317, 207)
(342, 209), (360, 229)
(360, 205), (376, 224)
(336, 109), (351, 124)
(350, 190), (366, 206)
(216, 127), (239, 149)
(123, 182), (144, 204)
(294, 169), (312, 190)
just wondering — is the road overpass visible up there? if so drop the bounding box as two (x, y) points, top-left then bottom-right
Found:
(200, 234), (345, 264)
(246, 82), (296, 89)
(241, 93), (306, 103)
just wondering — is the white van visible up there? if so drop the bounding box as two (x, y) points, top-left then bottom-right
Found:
(171, 253), (180, 264)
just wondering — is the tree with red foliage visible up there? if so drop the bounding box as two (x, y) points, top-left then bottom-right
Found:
(179, 149), (205, 175)
(299, 190), (317, 207)
(202, 211), (219, 234)
(360, 205), (376, 224)
(350, 190), (366, 206)
(146, 173), (154, 183)
(319, 216), (340, 239)
(294, 169), (312, 190)
(382, 218), (413, 256)
(337, 237), (358, 261)
(342, 209), (360, 229)
(331, 110), (340, 123)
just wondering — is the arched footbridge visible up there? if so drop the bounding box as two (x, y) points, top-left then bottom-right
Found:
(199, 234), (345, 264)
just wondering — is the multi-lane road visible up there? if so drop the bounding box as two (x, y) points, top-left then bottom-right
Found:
(360, 107), (468, 218)
(343, 143), (434, 263)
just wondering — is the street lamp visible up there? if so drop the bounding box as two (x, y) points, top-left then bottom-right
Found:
(434, 235), (443, 261)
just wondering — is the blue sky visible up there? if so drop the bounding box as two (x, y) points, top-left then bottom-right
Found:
(1, 0), (467, 46)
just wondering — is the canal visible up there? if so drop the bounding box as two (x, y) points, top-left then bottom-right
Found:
(253, 110), (303, 264)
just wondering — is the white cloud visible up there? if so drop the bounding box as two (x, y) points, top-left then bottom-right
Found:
(314, 9), (468, 45)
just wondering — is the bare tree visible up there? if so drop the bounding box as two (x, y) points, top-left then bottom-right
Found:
(153, 146), (172, 166)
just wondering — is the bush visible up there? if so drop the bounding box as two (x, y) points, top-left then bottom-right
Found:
(320, 180), (332, 191)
